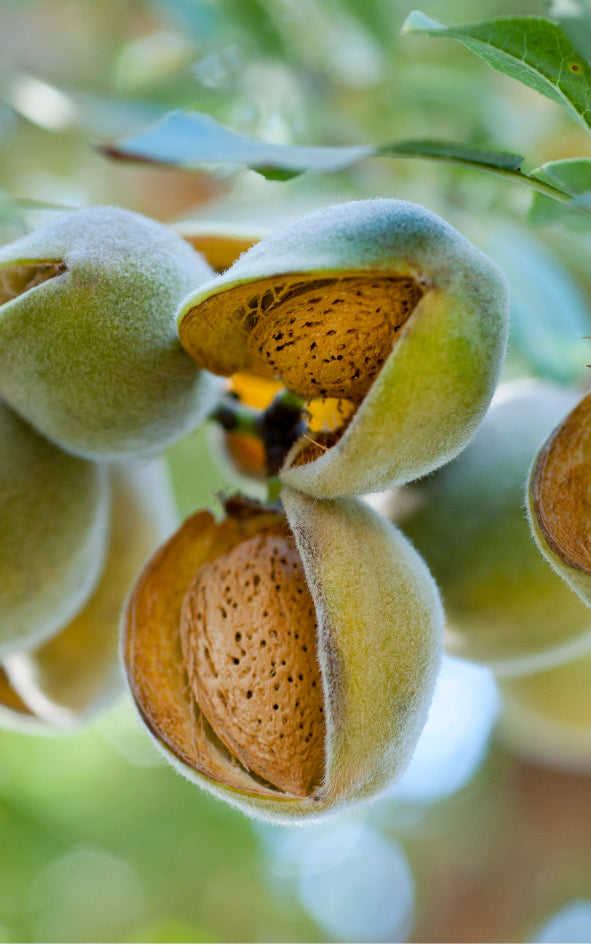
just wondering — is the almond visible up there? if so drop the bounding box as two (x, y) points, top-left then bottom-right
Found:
(0, 400), (109, 658)
(123, 488), (443, 822)
(3, 458), (175, 725)
(0, 207), (223, 458)
(177, 199), (509, 497)
(180, 531), (324, 796)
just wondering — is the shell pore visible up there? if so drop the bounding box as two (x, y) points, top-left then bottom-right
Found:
(180, 530), (326, 797)
(0, 262), (67, 306)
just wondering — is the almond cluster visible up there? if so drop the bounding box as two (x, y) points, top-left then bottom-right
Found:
(0, 199), (515, 819)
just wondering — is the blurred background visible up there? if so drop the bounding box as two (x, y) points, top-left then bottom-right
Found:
(2, 0), (591, 941)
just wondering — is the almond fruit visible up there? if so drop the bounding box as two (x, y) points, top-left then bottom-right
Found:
(177, 199), (509, 497)
(0, 207), (223, 458)
(3, 458), (176, 725)
(123, 488), (443, 822)
(0, 400), (109, 658)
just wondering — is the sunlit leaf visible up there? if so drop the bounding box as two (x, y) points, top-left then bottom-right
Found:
(402, 11), (591, 133)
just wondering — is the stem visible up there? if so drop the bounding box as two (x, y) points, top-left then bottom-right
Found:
(378, 147), (590, 215)
(267, 476), (282, 503)
(210, 394), (260, 437)
(210, 387), (307, 481)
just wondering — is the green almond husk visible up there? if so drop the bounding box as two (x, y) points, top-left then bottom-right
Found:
(3, 458), (176, 726)
(0, 400), (109, 658)
(0, 207), (224, 459)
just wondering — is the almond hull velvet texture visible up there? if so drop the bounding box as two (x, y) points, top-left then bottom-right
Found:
(123, 487), (443, 823)
(3, 458), (176, 726)
(0, 207), (224, 459)
(177, 199), (509, 498)
(0, 401), (109, 659)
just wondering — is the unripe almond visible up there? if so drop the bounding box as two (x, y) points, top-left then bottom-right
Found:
(123, 489), (443, 822)
(0, 400), (109, 658)
(177, 199), (509, 497)
(398, 380), (591, 676)
(3, 458), (176, 725)
(0, 207), (223, 458)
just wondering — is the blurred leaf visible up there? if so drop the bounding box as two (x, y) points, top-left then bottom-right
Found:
(102, 110), (584, 214)
(150, 0), (286, 57)
(529, 190), (576, 224)
(100, 110), (373, 174)
(0, 67), (169, 138)
(542, 0), (591, 64)
(485, 223), (591, 383)
(402, 12), (591, 133)
(100, 110), (525, 177)
(148, 0), (221, 45)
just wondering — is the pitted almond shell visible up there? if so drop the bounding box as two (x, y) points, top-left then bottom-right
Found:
(3, 458), (176, 726)
(528, 390), (591, 609)
(0, 400), (109, 658)
(180, 529), (325, 796)
(177, 199), (509, 497)
(0, 207), (224, 459)
(399, 380), (591, 676)
(123, 487), (443, 823)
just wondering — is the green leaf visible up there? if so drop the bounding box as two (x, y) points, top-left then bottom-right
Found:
(531, 156), (591, 194)
(102, 110), (525, 181)
(99, 110), (373, 175)
(101, 110), (588, 220)
(402, 11), (591, 133)
(528, 158), (591, 224)
(542, 0), (591, 65)
(378, 139), (524, 172)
